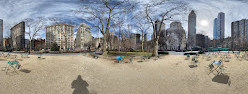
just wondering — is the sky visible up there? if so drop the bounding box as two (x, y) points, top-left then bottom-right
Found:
(0, 0), (248, 39)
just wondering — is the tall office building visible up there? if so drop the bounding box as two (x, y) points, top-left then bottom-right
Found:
(45, 24), (74, 50)
(231, 19), (248, 49)
(10, 21), (25, 50)
(153, 20), (165, 40)
(0, 19), (3, 48)
(239, 19), (246, 48)
(213, 18), (218, 39)
(217, 12), (225, 39)
(188, 10), (196, 49)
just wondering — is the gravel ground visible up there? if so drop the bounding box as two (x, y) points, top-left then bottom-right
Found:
(0, 53), (248, 94)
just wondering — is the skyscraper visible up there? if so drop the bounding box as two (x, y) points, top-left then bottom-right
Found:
(153, 20), (165, 40)
(239, 19), (246, 48)
(213, 18), (218, 39)
(154, 20), (165, 37)
(11, 21), (25, 50)
(188, 10), (196, 49)
(231, 19), (248, 49)
(217, 12), (225, 39)
(0, 19), (3, 48)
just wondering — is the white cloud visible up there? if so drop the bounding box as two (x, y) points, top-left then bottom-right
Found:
(1, 0), (248, 40)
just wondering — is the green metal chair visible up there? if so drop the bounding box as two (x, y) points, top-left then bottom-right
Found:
(143, 55), (151, 60)
(93, 54), (99, 59)
(192, 56), (199, 63)
(5, 61), (21, 74)
(38, 54), (43, 59)
(208, 60), (224, 75)
(185, 54), (190, 60)
(129, 56), (134, 63)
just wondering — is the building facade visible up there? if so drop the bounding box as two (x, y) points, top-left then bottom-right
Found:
(217, 12), (225, 40)
(231, 19), (248, 50)
(108, 32), (119, 50)
(153, 20), (165, 40)
(213, 18), (218, 39)
(165, 22), (186, 50)
(188, 10), (196, 50)
(10, 21), (25, 50)
(75, 23), (92, 50)
(3, 38), (11, 51)
(0, 19), (3, 49)
(45, 24), (74, 50)
(196, 34), (206, 49)
(130, 33), (141, 50)
(32, 39), (45, 50)
(231, 21), (239, 49)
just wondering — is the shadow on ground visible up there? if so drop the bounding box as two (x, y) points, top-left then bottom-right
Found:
(20, 69), (31, 73)
(71, 75), (90, 94)
(38, 58), (46, 60)
(0, 59), (7, 61)
(212, 74), (231, 85)
(189, 65), (198, 68)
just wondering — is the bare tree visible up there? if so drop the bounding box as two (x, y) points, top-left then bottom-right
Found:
(75, 0), (135, 55)
(134, 22), (150, 52)
(112, 20), (123, 52)
(4, 23), (13, 38)
(140, 0), (188, 56)
(24, 17), (47, 53)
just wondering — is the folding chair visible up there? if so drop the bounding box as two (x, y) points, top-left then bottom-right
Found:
(0, 53), (4, 57)
(208, 60), (224, 75)
(116, 56), (121, 63)
(116, 56), (125, 63)
(142, 55), (151, 61)
(4, 53), (10, 58)
(129, 56), (134, 63)
(154, 54), (161, 61)
(5, 61), (21, 74)
(92, 54), (99, 59)
(21, 54), (29, 58)
(206, 55), (211, 61)
(185, 54), (190, 60)
(192, 56), (199, 63)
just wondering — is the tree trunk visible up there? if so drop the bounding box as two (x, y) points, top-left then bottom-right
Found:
(142, 41), (144, 52)
(152, 39), (159, 56)
(64, 35), (68, 52)
(102, 34), (108, 56)
(141, 31), (144, 52)
(118, 37), (121, 52)
(29, 40), (32, 54)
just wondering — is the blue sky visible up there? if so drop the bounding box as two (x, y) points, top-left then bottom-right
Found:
(0, 0), (248, 39)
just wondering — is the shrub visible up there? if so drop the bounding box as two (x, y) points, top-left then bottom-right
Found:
(158, 51), (169, 55)
(51, 43), (59, 51)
